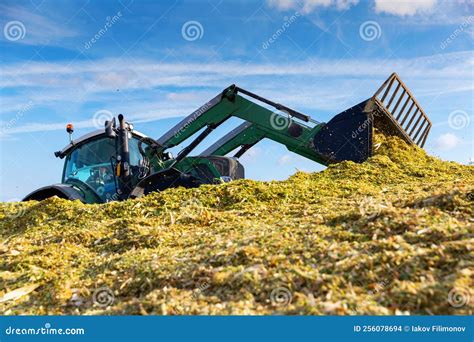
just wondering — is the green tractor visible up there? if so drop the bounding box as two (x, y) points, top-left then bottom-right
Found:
(23, 73), (431, 204)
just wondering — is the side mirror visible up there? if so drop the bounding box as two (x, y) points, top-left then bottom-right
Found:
(105, 118), (116, 138)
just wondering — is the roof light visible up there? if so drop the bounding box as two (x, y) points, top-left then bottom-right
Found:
(66, 123), (74, 133)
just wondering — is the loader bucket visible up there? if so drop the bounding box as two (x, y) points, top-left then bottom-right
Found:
(313, 73), (432, 163)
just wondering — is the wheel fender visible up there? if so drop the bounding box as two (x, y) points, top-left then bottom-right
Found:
(22, 184), (86, 202)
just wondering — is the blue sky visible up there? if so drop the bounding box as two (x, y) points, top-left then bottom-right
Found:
(0, 0), (473, 201)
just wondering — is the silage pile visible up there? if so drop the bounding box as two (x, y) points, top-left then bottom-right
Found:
(0, 135), (473, 315)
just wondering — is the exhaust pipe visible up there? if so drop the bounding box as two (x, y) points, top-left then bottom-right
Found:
(117, 114), (132, 198)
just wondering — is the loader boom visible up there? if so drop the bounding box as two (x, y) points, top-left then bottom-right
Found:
(155, 85), (327, 165)
(155, 73), (431, 167)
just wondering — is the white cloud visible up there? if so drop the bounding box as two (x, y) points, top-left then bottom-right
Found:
(267, 0), (298, 11)
(266, 0), (359, 13)
(278, 154), (294, 165)
(277, 153), (308, 165)
(2, 51), (472, 91)
(335, 0), (360, 10)
(0, 51), (472, 136)
(268, 0), (470, 24)
(434, 133), (461, 150)
(240, 146), (262, 163)
(0, 5), (77, 45)
(374, 0), (437, 16)
(0, 103), (193, 139)
(166, 91), (212, 103)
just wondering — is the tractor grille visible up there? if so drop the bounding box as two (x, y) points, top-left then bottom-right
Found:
(372, 73), (432, 148)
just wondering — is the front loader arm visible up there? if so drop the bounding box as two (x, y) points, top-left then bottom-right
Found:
(200, 122), (266, 157)
(227, 96), (326, 164)
(156, 89), (237, 149)
(155, 85), (327, 165)
(154, 73), (430, 167)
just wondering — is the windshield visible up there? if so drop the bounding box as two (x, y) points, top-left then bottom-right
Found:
(63, 135), (149, 201)
(63, 137), (117, 201)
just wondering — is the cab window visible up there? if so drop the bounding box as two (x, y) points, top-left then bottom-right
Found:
(63, 137), (116, 201)
(62, 135), (148, 201)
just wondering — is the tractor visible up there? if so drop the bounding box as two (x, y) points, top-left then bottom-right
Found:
(23, 73), (431, 204)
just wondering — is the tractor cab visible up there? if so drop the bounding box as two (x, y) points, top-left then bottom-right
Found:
(62, 135), (117, 201)
(23, 123), (152, 203)
(60, 131), (149, 202)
